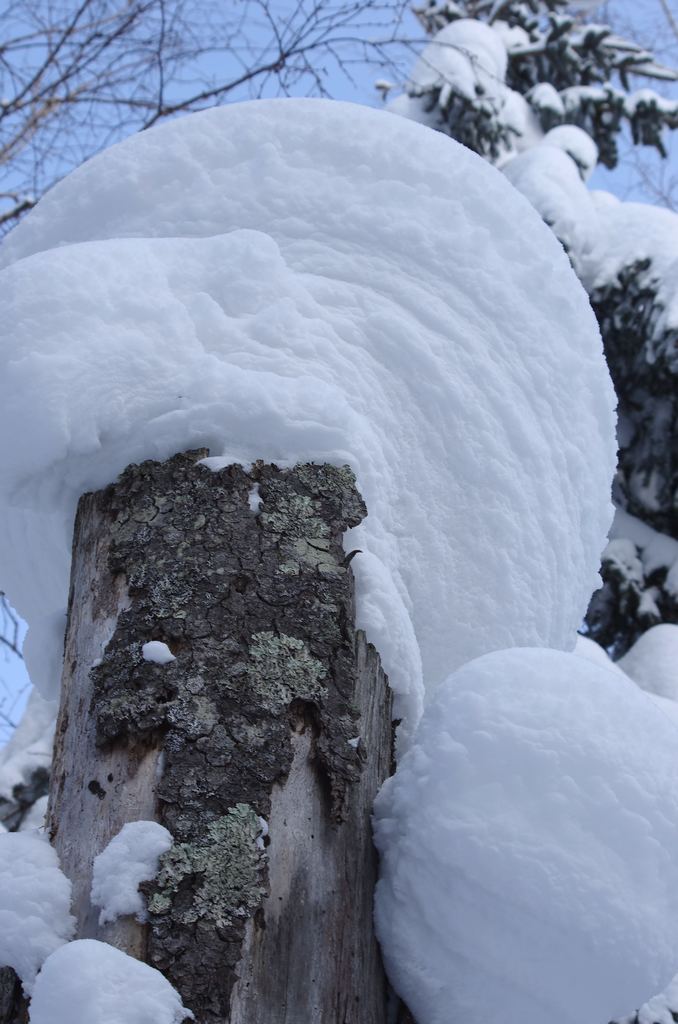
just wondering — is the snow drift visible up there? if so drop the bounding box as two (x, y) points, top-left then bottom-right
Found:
(374, 646), (678, 1024)
(0, 830), (75, 992)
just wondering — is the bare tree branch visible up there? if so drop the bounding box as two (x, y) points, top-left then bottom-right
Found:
(0, 594), (21, 660)
(0, 0), (419, 233)
(658, 0), (678, 46)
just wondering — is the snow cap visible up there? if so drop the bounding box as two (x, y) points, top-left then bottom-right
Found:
(29, 939), (191, 1024)
(619, 624), (678, 701)
(91, 820), (174, 926)
(0, 99), (615, 726)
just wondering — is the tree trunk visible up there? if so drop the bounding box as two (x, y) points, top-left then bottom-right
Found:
(0, 969), (27, 1024)
(46, 450), (397, 1024)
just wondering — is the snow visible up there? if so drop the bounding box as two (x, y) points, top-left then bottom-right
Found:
(19, 794), (48, 832)
(502, 138), (678, 359)
(405, 20), (507, 101)
(581, 199), (678, 354)
(0, 99), (615, 735)
(502, 144), (598, 267)
(574, 634), (678, 734)
(635, 972), (678, 1024)
(374, 647), (678, 1024)
(256, 816), (268, 850)
(573, 633), (626, 675)
(611, 509), (678, 597)
(247, 483), (262, 513)
(0, 830), (75, 992)
(392, 19), (543, 162)
(539, 126), (599, 181)
(28, 939), (192, 1024)
(529, 82), (566, 117)
(619, 625), (678, 703)
(90, 820), (173, 925)
(475, 95), (678, 357)
(141, 640), (176, 666)
(0, 688), (55, 800)
(492, 19), (531, 53)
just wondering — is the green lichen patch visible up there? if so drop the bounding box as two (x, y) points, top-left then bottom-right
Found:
(246, 632), (327, 712)
(293, 463), (367, 528)
(260, 491), (329, 539)
(149, 804), (266, 929)
(278, 561), (300, 576)
(290, 537), (343, 575)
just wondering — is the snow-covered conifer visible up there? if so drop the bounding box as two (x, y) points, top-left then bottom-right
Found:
(391, 0), (678, 655)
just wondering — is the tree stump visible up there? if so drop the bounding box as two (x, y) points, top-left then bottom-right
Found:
(47, 450), (396, 1024)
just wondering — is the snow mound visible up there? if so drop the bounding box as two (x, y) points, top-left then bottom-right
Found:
(0, 100), (615, 724)
(573, 633), (625, 674)
(540, 125), (599, 181)
(374, 647), (678, 1024)
(28, 939), (191, 1024)
(91, 820), (173, 925)
(0, 830), (75, 991)
(141, 641), (176, 666)
(619, 625), (678, 702)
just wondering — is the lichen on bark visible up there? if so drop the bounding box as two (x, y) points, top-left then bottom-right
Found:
(81, 450), (372, 1021)
(245, 632), (327, 711)
(149, 804), (267, 929)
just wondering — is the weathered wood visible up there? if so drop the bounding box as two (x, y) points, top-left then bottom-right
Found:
(48, 450), (397, 1024)
(47, 477), (159, 961)
(228, 634), (391, 1024)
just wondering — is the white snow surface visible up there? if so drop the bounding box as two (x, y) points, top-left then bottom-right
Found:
(90, 820), (173, 925)
(575, 633), (678, 736)
(374, 647), (678, 1024)
(19, 795), (48, 832)
(141, 640), (176, 665)
(502, 144), (599, 269)
(573, 633), (626, 675)
(0, 830), (75, 991)
(0, 100), (615, 729)
(540, 125), (599, 181)
(619, 625), (678, 703)
(28, 939), (191, 1024)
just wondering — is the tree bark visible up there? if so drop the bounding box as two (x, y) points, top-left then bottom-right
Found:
(0, 969), (27, 1024)
(47, 450), (397, 1024)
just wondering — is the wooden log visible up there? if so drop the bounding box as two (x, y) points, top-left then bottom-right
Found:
(46, 450), (397, 1024)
